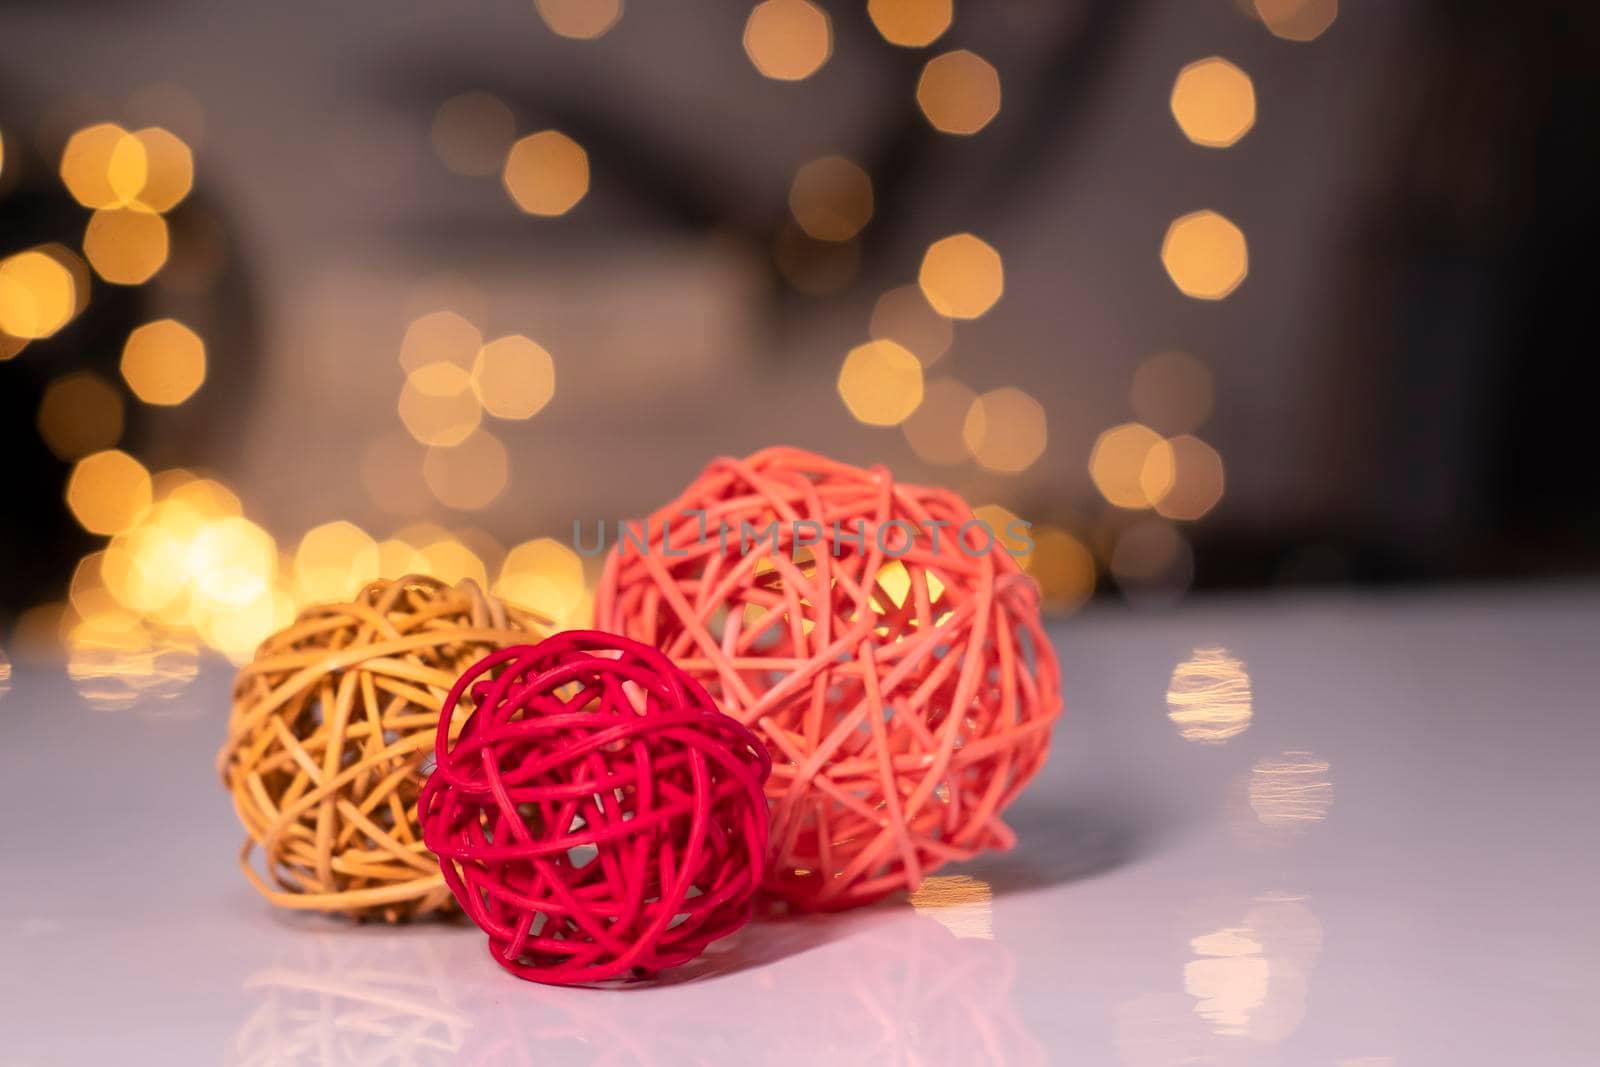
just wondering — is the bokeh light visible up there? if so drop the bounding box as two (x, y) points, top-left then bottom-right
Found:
(494, 537), (585, 623)
(59, 123), (145, 209)
(918, 233), (1004, 319)
(901, 376), (975, 464)
(1254, 0), (1338, 42)
(868, 0), (952, 47)
(916, 50), (1002, 135)
(837, 340), (924, 426)
(400, 310), (482, 374)
(1131, 350), (1214, 434)
(66, 450), (153, 536)
(472, 335), (555, 420)
(1090, 423), (1175, 509)
(1154, 435), (1226, 520)
(128, 126), (194, 212)
(398, 362), (483, 446)
(423, 428), (509, 510)
(1161, 210), (1248, 300)
(120, 319), (206, 405)
(1024, 525), (1097, 613)
(536, 0), (623, 40)
(294, 521), (380, 604)
(0, 249), (77, 339)
(963, 387), (1047, 473)
(973, 504), (1032, 565)
(502, 130), (589, 216)
(430, 92), (516, 177)
(870, 284), (952, 367)
(1170, 57), (1256, 149)
(743, 0), (832, 82)
(789, 156), (873, 242)
(37, 371), (124, 460)
(83, 207), (169, 285)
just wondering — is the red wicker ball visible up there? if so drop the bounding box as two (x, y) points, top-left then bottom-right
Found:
(595, 446), (1063, 910)
(418, 630), (771, 985)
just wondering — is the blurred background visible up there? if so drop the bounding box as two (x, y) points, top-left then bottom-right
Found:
(1, 0), (1594, 699)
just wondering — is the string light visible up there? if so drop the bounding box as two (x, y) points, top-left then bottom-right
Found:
(120, 320), (206, 405)
(1170, 58), (1256, 149)
(743, 0), (832, 82)
(502, 131), (589, 216)
(837, 340), (924, 426)
(916, 50), (1001, 135)
(868, 0), (952, 48)
(918, 233), (1004, 319)
(1161, 210), (1248, 300)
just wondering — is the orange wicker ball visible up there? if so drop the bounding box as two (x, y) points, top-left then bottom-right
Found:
(596, 446), (1063, 909)
(219, 575), (549, 921)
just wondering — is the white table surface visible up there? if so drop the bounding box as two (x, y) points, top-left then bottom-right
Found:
(2, 585), (1594, 1066)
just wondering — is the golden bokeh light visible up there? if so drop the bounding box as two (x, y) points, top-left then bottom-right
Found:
(916, 50), (1001, 135)
(1249, 752), (1333, 830)
(294, 521), (380, 604)
(1167, 647), (1253, 743)
(789, 156), (873, 242)
(963, 387), (1047, 474)
(901, 376), (975, 465)
(376, 538), (430, 579)
(37, 371), (124, 460)
(60, 123), (146, 209)
(431, 92), (517, 177)
(67, 449), (153, 536)
(837, 339), (924, 426)
(1131, 349), (1214, 434)
(868, 0), (952, 48)
(1254, 0), (1337, 42)
(918, 233), (1003, 319)
(417, 535), (490, 590)
(0, 250), (78, 339)
(128, 126), (194, 212)
(83, 207), (169, 285)
(400, 309), (482, 374)
(502, 130), (589, 216)
(495, 537), (586, 622)
(973, 504), (1031, 566)
(423, 428), (509, 510)
(0, 647), (10, 701)
(743, 0), (832, 82)
(1090, 422), (1175, 509)
(120, 319), (206, 405)
(1025, 526), (1097, 613)
(1170, 58), (1256, 149)
(66, 611), (200, 711)
(1155, 435), (1226, 520)
(1161, 210), (1247, 300)
(870, 284), (952, 366)
(536, 0), (623, 39)
(398, 362), (483, 447)
(472, 334), (555, 419)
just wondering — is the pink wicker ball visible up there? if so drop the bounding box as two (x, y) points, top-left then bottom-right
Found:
(596, 446), (1062, 910)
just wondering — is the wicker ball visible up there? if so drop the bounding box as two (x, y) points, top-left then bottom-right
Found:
(419, 631), (771, 985)
(219, 575), (549, 922)
(596, 446), (1063, 909)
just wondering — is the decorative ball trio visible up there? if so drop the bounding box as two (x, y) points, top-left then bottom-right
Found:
(219, 447), (1063, 985)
